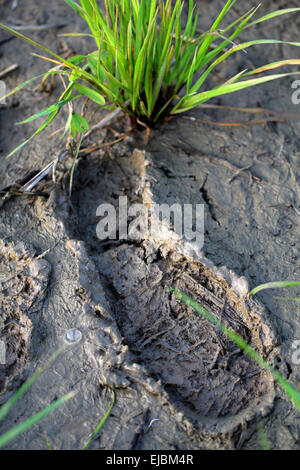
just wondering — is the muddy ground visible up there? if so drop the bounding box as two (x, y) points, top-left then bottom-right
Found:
(0, 0), (299, 450)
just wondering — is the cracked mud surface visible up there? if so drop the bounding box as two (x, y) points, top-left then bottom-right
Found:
(0, 0), (300, 450)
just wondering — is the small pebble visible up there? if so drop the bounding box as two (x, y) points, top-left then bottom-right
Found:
(65, 328), (82, 344)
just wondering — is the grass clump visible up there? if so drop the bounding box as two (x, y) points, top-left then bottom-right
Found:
(1, 1), (300, 156)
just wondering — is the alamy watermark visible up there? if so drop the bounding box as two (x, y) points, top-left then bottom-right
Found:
(291, 80), (300, 105)
(0, 80), (6, 105)
(0, 340), (6, 365)
(96, 196), (204, 249)
(291, 340), (300, 366)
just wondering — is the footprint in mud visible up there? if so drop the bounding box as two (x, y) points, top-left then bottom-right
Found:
(71, 148), (276, 434)
(98, 243), (275, 432)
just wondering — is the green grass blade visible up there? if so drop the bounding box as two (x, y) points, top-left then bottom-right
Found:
(275, 297), (300, 303)
(196, 7), (262, 71)
(172, 72), (300, 113)
(171, 287), (300, 412)
(0, 391), (74, 449)
(0, 23), (72, 67)
(245, 8), (300, 29)
(6, 110), (59, 158)
(151, 52), (170, 114)
(62, 108), (73, 138)
(39, 434), (54, 450)
(157, 0), (180, 69)
(222, 69), (247, 86)
(74, 82), (105, 105)
(0, 23), (99, 87)
(63, 0), (85, 17)
(100, 65), (130, 93)
(134, 0), (145, 58)
(82, 389), (115, 450)
(153, 94), (177, 122)
(249, 282), (300, 297)
(246, 58), (300, 75)
(220, 6), (259, 34)
(58, 33), (94, 38)
(78, 0), (102, 48)
(186, 47), (198, 94)
(0, 73), (52, 101)
(16, 96), (78, 125)
(132, 14), (157, 110)
(194, 0), (239, 67)
(69, 134), (84, 195)
(257, 424), (271, 451)
(210, 0), (238, 31)
(190, 40), (300, 95)
(144, 59), (153, 115)
(70, 113), (89, 138)
(0, 348), (64, 421)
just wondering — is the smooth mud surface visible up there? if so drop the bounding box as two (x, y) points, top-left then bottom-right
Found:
(0, 0), (300, 450)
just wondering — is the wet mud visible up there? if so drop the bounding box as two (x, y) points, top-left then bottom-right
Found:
(71, 143), (277, 435)
(0, 0), (299, 450)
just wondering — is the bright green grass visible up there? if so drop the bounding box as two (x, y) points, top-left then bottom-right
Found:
(0, 349), (74, 448)
(83, 389), (115, 450)
(249, 281), (300, 297)
(38, 388), (115, 450)
(0, 347), (115, 449)
(1, 1), (300, 157)
(257, 423), (271, 450)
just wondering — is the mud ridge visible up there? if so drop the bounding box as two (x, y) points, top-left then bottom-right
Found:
(0, 240), (50, 399)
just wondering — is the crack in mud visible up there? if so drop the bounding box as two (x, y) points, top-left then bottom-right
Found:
(199, 174), (221, 226)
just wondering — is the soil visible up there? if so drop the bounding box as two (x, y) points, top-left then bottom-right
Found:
(0, 0), (299, 450)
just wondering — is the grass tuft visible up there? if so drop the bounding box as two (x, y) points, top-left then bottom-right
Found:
(1, 1), (300, 155)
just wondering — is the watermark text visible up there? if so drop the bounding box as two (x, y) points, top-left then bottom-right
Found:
(291, 80), (300, 105)
(96, 197), (204, 249)
(0, 340), (6, 365)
